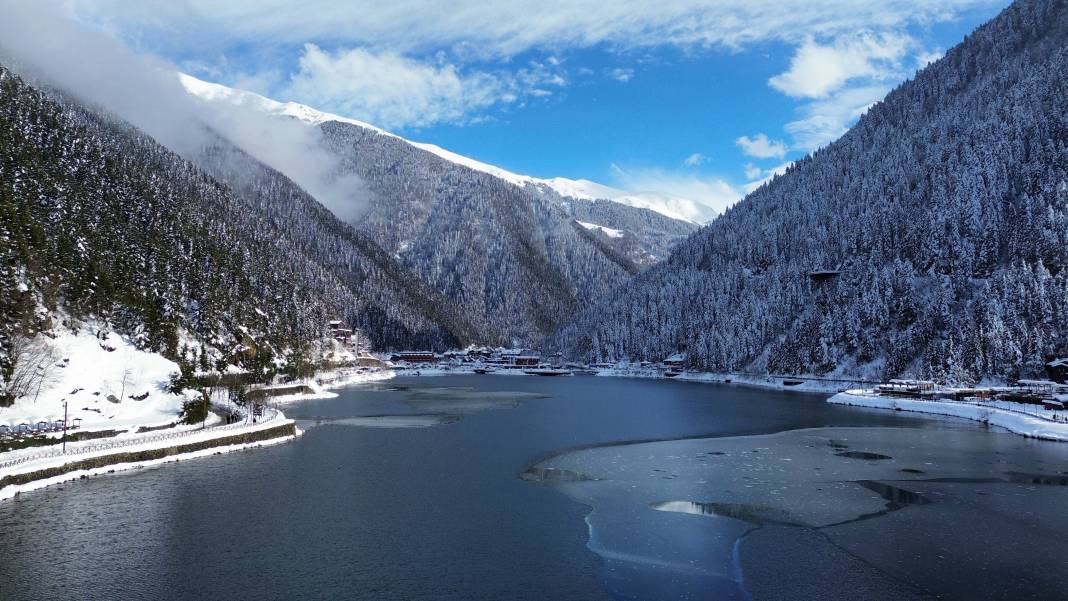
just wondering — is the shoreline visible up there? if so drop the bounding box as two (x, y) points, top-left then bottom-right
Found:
(250, 367), (396, 405)
(0, 417), (299, 501)
(0, 367), (395, 502)
(828, 390), (1068, 442)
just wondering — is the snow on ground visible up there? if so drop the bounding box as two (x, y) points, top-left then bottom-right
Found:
(829, 390), (1068, 442)
(576, 220), (626, 238)
(0, 409), (297, 502)
(0, 323), (192, 433)
(254, 367), (396, 405)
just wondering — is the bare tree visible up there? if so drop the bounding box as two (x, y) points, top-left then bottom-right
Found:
(118, 354), (133, 401)
(4, 335), (58, 403)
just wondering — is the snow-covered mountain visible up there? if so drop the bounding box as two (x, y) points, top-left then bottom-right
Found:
(179, 74), (712, 224)
(179, 73), (697, 344)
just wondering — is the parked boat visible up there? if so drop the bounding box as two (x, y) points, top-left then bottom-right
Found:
(664, 370), (683, 378)
(473, 366), (495, 374)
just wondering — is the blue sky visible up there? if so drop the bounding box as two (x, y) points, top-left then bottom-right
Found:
(66, 0), (1009, 216)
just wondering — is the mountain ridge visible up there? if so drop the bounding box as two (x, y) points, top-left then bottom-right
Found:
(179, 73), (715, 224)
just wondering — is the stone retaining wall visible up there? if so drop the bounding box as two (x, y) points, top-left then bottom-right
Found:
(0, 422), (295, 491)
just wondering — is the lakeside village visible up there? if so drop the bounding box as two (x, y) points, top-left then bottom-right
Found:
(384, 334), (1068, 439)
(3, 318), (1068, 502)
(3, 317), (1068, 445)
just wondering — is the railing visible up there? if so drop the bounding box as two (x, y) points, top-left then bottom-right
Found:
(0, 407), (280, 472)
(960, 398), (1068, 423)
(846, 390), (1068, 424)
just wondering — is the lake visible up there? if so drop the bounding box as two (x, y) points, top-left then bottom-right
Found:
(1, 375), (1066, 600)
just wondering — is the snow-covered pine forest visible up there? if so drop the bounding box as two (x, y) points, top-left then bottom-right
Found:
(552, 0), (1068, 384)
(317, 121), (696, 342)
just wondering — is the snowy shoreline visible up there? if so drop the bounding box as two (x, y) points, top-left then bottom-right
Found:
(249, 367), (396, 404)
(594, 366), (855, 393)
(828, 390), (1068, 442)
(0, 413), (299, 501)
(0, 368), (395, 502)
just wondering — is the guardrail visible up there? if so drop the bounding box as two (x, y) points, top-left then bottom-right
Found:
(0, 407), (280, 472)
(847, 390), (1068, 424)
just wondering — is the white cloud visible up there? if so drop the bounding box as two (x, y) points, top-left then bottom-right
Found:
(915, 48), (945, 68)
(784, 84), (889, 150)
(64, 1), (994, 142)
(0, 2), (376, 222)
(743, 161), (793, 193)
(611, 163), (742, 220)
(735, 133), (788, 159)
(683, 152), (705, 167)
(768, 31), (911, 98)
(765, 30), (944, 152)
(283, 44), (504, 129)
(71, 1), (994, 62)
(610, 67), (634, 82)
(282, 44), (567, 129)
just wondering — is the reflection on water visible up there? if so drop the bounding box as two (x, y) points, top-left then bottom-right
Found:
(521, 466), (598, 482)
(836, 451), (893, 460)
(289, 386), (545, 428)
(328, 414), (462, 428)
(1004, 471), (1068, 486)
(854, 480), (929, 506)
(652, 501), (807, 527)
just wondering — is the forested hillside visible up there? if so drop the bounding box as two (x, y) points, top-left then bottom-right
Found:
(554, 0), (1068, 383)
(320, 122), (692, 341)
(0, 63), (371, 392)
(194, 137), (489, 349)
(0, 62), (483, 399)
(174, 76), (697, 345)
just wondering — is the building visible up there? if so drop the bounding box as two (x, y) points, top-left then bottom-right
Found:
(1047, 358), (1068, 384)
(327, 320), (353, 343)
(390, 351), (437, 363)
(877, 379), (937, 397)
(486, 349), (541, 368)
(663, 353), (687, 368)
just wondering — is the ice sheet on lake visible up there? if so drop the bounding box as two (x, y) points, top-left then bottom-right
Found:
(396, 387), (545, 418)
(303, 387), (547, 429)
(328, 415), (461, 428)
(525, 426), (1068, 600)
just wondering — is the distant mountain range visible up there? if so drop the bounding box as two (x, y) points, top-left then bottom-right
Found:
(552, 0), (1068, 384)
(179, 74), (697, 345)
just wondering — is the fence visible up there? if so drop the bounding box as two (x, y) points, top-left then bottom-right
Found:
(0, 407), (280, 472)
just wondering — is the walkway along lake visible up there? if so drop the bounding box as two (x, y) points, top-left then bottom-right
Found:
(1, 375), (1066, 600)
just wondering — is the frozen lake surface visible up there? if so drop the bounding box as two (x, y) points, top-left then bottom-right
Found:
(1, 375), (1065, 600)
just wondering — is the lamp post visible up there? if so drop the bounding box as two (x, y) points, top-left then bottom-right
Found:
(62, 399), (68, 454)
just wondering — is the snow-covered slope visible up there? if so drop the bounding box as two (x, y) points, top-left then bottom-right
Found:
(0, 322), (190, 433)
(178, 74), (710, 224)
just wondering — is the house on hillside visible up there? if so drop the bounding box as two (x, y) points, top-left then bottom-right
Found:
(328, 320), (353, 343)
(1047, 358), (1068, 384)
